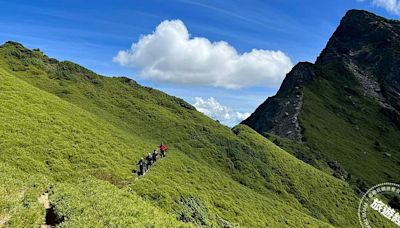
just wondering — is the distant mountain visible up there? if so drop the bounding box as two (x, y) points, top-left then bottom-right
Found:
(243, 10), (400, 191)
(0, 41), (367, 226)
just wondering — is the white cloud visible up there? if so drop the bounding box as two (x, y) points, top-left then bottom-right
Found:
(359, 0), (400, 15)
(373, 0), (400, 14)
(236, 111), (251, 121)
(113, 19), (293, 89)
(193, 97), (250, 126)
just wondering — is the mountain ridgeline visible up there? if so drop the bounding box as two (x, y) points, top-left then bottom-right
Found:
(243, 10), (400, 191)
(0, 9), (397, 227)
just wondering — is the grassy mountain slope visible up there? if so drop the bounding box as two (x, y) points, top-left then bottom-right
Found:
(0, 67), (186, 227)
(0, 41), (363, 227)
(300, 62), (400, 188)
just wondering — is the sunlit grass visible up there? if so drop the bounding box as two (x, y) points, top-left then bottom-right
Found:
(0, 41), (371, 227)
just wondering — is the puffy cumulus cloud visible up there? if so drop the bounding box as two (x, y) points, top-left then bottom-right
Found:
(373, 0), (400, 14)
(358, 0), (400, 15)
(113, 20), (293, 89)
(193, 97), (251, 126)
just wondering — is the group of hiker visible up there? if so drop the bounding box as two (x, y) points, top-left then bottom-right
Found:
(137, 143), (168, 176)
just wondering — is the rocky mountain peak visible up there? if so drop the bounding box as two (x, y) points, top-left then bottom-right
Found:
(243, 9), (400, 190)
(276, 62), (316, 96)
(244, 9), (400, 140)
(317, 9), (400, 65)
(316, 9), (400, 119)
(242, 62), (316, 140)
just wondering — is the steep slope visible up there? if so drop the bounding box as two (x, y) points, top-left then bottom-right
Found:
(0, 67), (186, 227)
(0, 41), (363, 226)
(243, 10), (400, 190)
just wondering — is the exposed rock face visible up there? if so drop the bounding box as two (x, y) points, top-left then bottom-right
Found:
(243, 9), (400, 139)
(242, 62), (316, 140)
(317, 10), (400, 125)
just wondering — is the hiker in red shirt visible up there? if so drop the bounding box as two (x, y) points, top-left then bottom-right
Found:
(159, 143), (167, 158)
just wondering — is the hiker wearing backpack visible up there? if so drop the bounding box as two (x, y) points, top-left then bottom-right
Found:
(137, 157), (145, 176)
(146, 153), (152, 169)
(152, 149), (158, 163)
(159, 143), (167, 158)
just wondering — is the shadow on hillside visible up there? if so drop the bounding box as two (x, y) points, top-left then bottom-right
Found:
(45, 206), (64, 227)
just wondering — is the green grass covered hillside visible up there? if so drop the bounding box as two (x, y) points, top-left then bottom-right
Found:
(0, 41), (366, 227)
(300, 62), (400, 189)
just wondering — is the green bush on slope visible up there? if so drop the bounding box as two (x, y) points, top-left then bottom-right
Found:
(50, 178), (188, 227)
(0, 163), (47, 227)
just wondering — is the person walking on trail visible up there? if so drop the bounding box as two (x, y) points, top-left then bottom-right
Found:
(146, 153), (152, 169)
(152, 149), (158, 163)
(159, 143), (167, 158)
(137, 157), (145, 176)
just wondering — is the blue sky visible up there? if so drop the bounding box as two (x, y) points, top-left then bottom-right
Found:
(0, 0), (398, 126)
